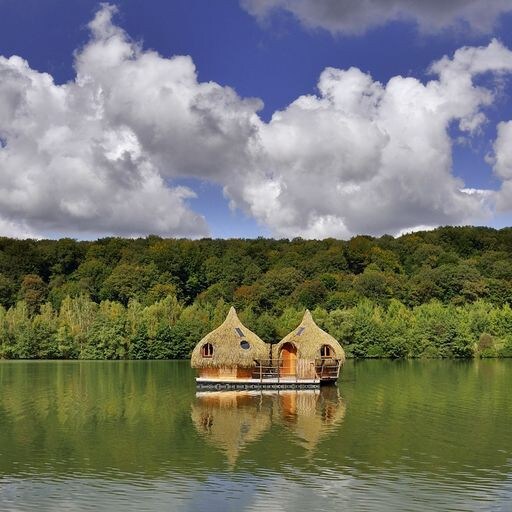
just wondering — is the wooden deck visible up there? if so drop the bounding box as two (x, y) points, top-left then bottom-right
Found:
(196, 358), (341, 390)
(196, 377), (320, 390)
(195, 389), (320, 398)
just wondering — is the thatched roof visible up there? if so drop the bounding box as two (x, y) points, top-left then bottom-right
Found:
(274, 310), (346, 362)
(191, 392), (272, 467)
(191, 307), (268, 368)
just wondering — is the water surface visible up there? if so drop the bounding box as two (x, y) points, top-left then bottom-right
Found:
(1, 360), (511, 511)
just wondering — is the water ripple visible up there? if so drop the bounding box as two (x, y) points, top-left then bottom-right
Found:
(1, 360), (512, 511)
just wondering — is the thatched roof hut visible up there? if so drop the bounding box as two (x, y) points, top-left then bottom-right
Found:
(274, 310), (345, 362)
(191, 307), (268, 369)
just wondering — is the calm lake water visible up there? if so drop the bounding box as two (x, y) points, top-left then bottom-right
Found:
(0, 360), (511, 511)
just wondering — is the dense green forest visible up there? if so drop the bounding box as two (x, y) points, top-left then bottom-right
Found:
(1, 226), (512, 360)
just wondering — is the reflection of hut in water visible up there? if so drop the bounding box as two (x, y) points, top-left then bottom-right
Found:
(191, 388), (346, 464)
(191, 307), (268, 381)
(275, 387), (346, 451)
(191, 392), (272, 467)
(274, 310), (346, 382)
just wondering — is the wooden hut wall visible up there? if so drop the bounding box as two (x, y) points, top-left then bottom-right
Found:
(236, 368), (253, 379)
(218, 367), (238, 379)
(199, 368), (220, 378)
(296, 359), (317, 379)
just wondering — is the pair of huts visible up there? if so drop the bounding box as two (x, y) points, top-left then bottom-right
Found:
(191, 307), (345, 386)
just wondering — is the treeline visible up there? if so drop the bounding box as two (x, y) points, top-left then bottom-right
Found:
(1, 226), (512, 359)
(1, 297), (511, 359)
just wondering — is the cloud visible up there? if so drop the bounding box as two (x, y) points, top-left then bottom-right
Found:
(77, 3), (263, 183)
(240, 0), (512, 34)
(1, 5), (512, 240)
(491, 121), (512, 211)
(0, 3), (257, 239)
(226, 41), (512, 237)
(0, 3), (263, 238)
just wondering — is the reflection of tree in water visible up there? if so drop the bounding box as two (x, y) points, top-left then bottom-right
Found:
(0, 361), (204, 477)
(191, 387), (346, 465)
(3, 360), (512, 487)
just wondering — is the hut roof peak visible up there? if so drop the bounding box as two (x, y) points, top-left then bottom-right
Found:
(222, 306), (244, 328)
(302, 309), (313, 322)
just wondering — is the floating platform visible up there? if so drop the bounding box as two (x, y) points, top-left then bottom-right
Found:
(195, 389), (321, 398)
(196, 377), (321, 391)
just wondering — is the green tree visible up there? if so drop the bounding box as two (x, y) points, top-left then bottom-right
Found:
(100, 263), (159, 305)
(83, 301), (127, 359)
(19, 274), (47, 315)
(0, 273), (15, 308)
(291, 279), (328, 309)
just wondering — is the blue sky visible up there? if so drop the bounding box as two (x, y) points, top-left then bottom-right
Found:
(1, 0), (512, 239)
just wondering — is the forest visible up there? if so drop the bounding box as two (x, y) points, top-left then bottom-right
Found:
(0, 225), (512, 360)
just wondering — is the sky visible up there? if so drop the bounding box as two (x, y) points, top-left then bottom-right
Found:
(1, 1), (512, 240)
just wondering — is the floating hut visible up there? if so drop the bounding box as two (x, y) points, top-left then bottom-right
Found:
(191, 307), (268, 382)
(273, 310), (345, 383)
(191, 307), (344, 389)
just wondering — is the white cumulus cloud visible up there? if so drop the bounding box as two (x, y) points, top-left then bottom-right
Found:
(1, 5), (512, 239)
(241, 0), (512, 34)
(491, 121), (512, 211)
(225, 41), (512, 237)
(0, 4), (258, 238)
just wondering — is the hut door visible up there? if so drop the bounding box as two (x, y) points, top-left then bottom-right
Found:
(280, 343), (297, 376)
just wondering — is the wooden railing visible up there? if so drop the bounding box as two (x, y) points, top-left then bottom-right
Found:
(251, 360), (281, 382)
(315, 358), (341, 380)
(251, 358), (341, 382)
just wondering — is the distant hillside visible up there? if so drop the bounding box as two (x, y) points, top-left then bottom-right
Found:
(1, 226), (512, 359)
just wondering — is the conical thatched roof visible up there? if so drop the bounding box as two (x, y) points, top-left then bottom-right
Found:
(274, 310), (345, 362)
(191, 307), (268, 368)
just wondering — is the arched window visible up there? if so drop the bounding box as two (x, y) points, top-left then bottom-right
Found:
(201, 343), (214, 358)
(320, 345), (333, 358)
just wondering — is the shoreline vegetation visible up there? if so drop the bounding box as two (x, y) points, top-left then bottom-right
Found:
(0, 226), (512, 360)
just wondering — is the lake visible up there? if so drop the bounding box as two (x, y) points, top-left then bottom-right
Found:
(0, 360), (511, 511)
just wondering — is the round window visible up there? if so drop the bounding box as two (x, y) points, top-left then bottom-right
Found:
(240, 340), (250, 350)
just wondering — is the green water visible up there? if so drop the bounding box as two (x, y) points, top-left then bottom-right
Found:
(0, 360), (511, 511)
